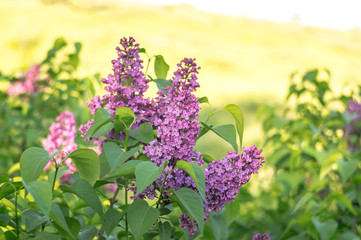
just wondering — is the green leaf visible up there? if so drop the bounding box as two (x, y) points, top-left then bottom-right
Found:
(3, 230), (17, 240)
(68, 149), (100, 186)
(102, 208), (123, 235)
(201, 123), (238, 152)
(65, 217), (81, 238)
(23, 209), (47, 231)
(0, 176), (9, 183)
(154, 55), (170, 79)
(172, 188), (204, 232)
(201, 154), (215, 164)
(176, 161), (206, 202)
(78, 227), (97, 240)
(154, 79), (172, 94)
(224, 104), (244, 149)
(320, 154), (337, 179)
(292, 192), (313, 214)
(22, 181), (52, 219)
(78, 226), (98, 240)
(114, 107), (135, 134)
(128, 199), (160, 240)
(197, 96), (209, 104)
(138, 48), (146, 53)
(43, 37), (67, 64)
(84, 108), (113, 138)
(159, 221), (171, 240)
(60, 179), (103, 217)
(135, 162), (163, 195)
(20, 147), (56, 183)
(129, 122), (155, 143)
(327, 193), (356, 215)
(103, 142), (123, 171)
(312, 217), (337, 240)
(115, 146), (141, 170)
(337, 158), (358, 183)
(33, 232), (61, 240)
(333, 232), (361, 240)
(48, 167), (69, 188)
(106, 160), (144, 179)
(50, 203), (75, 240)
(209, 211), (227, 240)
(99, 152), (110, 178)
(0, 182), (23, 200)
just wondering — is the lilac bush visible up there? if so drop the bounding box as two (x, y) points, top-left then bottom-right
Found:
(79, 37), (265, 235)
(12, 37), (266, 240)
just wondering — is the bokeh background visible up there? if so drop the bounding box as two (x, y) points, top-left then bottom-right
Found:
(2, 0), (361, 158)
(1, 1), (361, 239)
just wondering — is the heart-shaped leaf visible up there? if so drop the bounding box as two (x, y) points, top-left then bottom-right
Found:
(23, 181), (52, 219)
(60, 179), (103, 217)
(337, 158), (358, 183)
(135, 162), (163, 195)
(172, 188), (204, 232)
(159, 221), (171, 240)
(68, 149), (100, 186)
(128, 199), (160, 240)
(20, 148), (57, 183)
(129, 122), (155, 143)
(154, 55), (169, 79)
(312, 217), (338, 240)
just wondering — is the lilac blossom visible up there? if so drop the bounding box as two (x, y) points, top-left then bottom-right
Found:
(180, 146), (265, 235)
(79, 37), (154, 146)
(130, 58), (203, 201)
(7, 64), (41, 97)
(42, 111), (77, 182)
(252, 233), (271, 240)
(345, 99), (361, 151)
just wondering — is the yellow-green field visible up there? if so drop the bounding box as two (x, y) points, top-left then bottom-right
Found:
(1, 0), (361, 155)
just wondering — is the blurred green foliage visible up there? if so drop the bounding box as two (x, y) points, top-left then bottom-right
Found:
(246, 69), (361, 239)
(0, 37), (98, 176)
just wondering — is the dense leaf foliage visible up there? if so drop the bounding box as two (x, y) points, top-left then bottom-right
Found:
(255, 69), (361, 239)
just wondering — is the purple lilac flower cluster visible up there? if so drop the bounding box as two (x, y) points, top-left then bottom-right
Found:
(130, 58), (204, 200)
(345, 99), (361, 151)
(7, 65), (42, 97)
(252, 233), (271, 240)
(42, 111), (77, 182)
(79, 37), (154, 147)
(179, 147), (265, 235)
(205, 147), (264, 212)
(80, 37), (265, 235)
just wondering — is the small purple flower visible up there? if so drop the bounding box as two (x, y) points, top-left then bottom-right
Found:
(252, 233), (271, 240)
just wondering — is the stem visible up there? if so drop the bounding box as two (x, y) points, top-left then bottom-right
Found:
(15, 190), (19, 239)
(125, 178), (129, 240)
(156, 171), (170, 208)
(97, 186), (121, 240)
(144, 55), (154, 77)
(51, 158), (59, 193)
